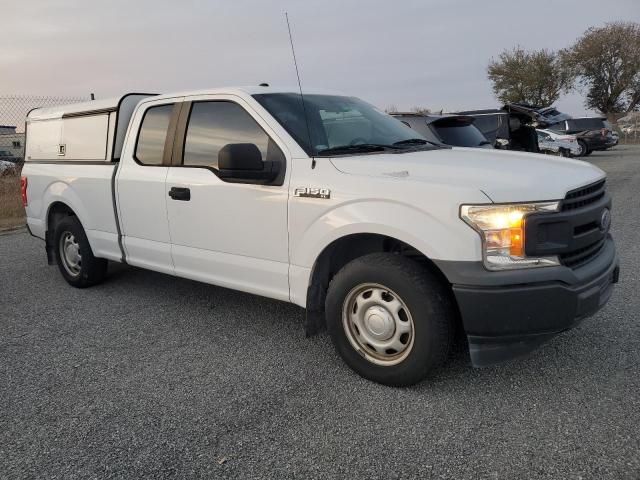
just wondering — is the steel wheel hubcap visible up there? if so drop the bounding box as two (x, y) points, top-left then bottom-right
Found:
(60, 231), (82, 276)
(342, 283), (415, 366)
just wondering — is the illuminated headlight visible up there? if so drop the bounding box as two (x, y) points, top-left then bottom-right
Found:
(460, 202), (560, 270)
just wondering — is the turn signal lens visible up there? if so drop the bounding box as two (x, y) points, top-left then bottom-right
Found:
(461, 202), (560, 270)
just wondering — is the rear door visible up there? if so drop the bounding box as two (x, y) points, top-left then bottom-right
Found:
(165, 95), (291, 301)
(116, 98), (182, 274)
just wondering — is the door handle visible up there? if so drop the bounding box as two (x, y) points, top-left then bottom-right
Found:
(168, 187), (190, 201)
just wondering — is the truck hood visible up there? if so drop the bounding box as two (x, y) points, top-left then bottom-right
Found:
(329, 147), (605, 203)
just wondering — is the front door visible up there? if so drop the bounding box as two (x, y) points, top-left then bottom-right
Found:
(165, 96), (290, 301)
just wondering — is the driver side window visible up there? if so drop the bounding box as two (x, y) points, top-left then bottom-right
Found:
(183, 101), (280, 170)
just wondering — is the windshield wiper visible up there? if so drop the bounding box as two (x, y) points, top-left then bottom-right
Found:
(478, 140), (493, 146)
(392, 138), (441, 148)
(316, 143), (398, 156)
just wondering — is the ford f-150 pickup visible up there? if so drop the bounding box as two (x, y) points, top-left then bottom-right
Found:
(21, 86), (619, 386)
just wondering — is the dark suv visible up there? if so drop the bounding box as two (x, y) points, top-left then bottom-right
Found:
(547, 117), (616, 156)
(391, 113), (493, 149)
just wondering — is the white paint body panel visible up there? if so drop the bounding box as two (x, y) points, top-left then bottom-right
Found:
(21, 86), (606, 310)
(22, 163), (121, 261)
(537, 129), (581, 156)
(61, 115), (110, 160)
(24, 119), (61, 160)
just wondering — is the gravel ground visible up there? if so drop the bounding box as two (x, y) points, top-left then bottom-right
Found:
(1, 146), (639, 479)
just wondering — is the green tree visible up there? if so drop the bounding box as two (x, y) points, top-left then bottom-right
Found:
(562, 22), (640, 114)
(487, 47), (572, 106)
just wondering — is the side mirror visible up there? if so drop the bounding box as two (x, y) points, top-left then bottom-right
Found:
(219, 143), (263, 171)
(218, 143), (278, 182)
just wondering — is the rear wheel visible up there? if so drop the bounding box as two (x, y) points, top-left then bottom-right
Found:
(54, 215), (107, 288)
(325, 253), (454, 386)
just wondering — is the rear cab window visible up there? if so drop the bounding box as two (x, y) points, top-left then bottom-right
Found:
(135, 104), (174, 165)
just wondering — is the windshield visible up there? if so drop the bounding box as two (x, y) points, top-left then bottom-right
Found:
(253, 93), (438, 156)
(430, 119), (491, 148)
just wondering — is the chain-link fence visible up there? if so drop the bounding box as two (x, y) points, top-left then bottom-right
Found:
(0, 95), (89, 165)
(617, 112), (640, 144)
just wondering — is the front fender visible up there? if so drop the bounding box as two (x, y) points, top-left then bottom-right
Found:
(290, 199), (483, 270)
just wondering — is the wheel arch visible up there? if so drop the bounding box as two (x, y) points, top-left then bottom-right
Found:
(45, 201), (80, 265)
(303, 232), (454, 336)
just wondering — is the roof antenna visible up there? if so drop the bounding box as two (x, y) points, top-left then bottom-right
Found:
(285, 12), (315, 169)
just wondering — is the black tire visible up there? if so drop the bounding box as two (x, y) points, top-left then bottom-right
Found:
(53, 215), (107, 288)
(583, 149), (593, 156)
(577, 140), (588, 157)
(325, 253), (454, 386)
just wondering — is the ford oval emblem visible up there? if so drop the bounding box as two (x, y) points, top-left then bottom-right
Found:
(600, 208), (611, 233)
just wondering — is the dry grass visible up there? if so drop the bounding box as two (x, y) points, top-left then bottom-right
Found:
(0, 170), (25, 230)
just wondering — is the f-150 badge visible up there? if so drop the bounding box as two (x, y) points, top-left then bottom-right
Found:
(294, 187), (331, 199)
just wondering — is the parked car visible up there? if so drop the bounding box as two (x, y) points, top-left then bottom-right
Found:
(536, 129), (581, 157)
(504, 107), (615, 156)
(547, 117), (615, 155)
(0, 149), (21, 164)
(454, 107), (540, 153)
(22, 87), (619, 386)
(390, 113), (493, 148)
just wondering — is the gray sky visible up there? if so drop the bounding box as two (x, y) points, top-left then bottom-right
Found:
(3, 0), (639, 115)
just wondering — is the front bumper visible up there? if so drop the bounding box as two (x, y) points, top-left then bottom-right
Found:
(435, 236), (619, 367)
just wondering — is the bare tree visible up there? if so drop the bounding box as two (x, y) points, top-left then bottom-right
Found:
(410, 106), (431, 114)
(385, 105), (398, 113)
(487, 47), (572, 106)
(562, 22), (640, 114)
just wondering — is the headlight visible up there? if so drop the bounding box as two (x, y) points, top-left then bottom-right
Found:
(460, 202), (560, 270)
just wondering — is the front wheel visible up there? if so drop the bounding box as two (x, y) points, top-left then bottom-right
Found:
(325, 253), (454, 386)
(576, 140), (588, 157)
(54, 215), (107, 288)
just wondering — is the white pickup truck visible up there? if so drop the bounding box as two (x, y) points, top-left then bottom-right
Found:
(22, 86), (619, 386)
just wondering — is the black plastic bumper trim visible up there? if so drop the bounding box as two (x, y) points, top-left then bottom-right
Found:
(434, 238), (618, 367)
